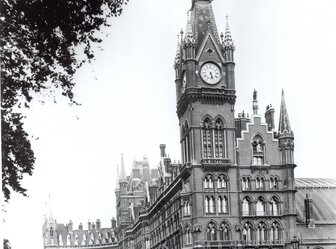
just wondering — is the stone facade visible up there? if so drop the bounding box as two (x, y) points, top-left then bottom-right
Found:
(114, 1), (336, 249)
(42, 1), (336, 249)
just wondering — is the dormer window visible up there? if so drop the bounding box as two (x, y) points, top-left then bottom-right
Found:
(252, 135), (265, 165)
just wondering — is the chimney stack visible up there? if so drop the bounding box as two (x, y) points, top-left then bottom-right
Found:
(304, 194), (315, 228)
(96, 219), (101, 231)
(160, 144), (166, 158)
(111, 217), (116, 229)
(265, 104), (275, 131)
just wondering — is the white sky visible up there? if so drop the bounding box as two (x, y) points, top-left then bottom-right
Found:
(2, 0), (336, 248)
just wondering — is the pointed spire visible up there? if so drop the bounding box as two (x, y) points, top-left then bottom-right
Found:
(278, 89), (292, 134)
(224, 14), (234, 49)
(120, 153), (126, 181)
(174, 34), (181, 68)
(252, 89), (259, 115)
(116, 164), (120, 188)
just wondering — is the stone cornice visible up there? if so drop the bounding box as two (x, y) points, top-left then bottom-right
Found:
(177, 87), (236, 118)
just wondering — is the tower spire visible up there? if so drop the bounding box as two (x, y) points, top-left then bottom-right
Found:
(120, 153), (126, 181)
(116, 164), (120, 188)
(278, 89), (292, 134)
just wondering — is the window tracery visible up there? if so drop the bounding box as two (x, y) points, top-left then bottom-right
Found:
(242, 197), (252, 216)
(206, 222), (217, 241)
(202, 118), (212, 158)
(256, 196), (266, 216)
(252, 135), (265, 165)
(219, 222), (230, 241)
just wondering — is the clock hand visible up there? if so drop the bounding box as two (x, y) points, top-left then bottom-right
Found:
(210, 72), (213, 79)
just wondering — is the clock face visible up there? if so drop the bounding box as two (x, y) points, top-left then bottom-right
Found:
(182, 73), (187, 93)
(200, 62), (221, 84)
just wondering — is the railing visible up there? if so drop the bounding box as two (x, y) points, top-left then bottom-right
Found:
(202, 158), (231, 165)
(195, 240), (284, 247)
(45, 242), (118, 249)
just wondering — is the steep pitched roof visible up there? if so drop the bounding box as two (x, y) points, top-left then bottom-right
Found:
(191, 0), (220, 53)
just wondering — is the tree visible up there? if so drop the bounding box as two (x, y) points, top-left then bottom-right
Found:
(1, 0), (129, 202)
(4, 239), (11, 249)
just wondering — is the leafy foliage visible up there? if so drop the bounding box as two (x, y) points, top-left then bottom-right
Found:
(1, 0), (129, 202)
(4, 239), (11, 249)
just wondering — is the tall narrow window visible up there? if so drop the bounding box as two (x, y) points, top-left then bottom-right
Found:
(184, 201), (191, 216)
(209, 196), (215, 213)
(206, 222), (217, 241)
(202, 118), (212, 158)
(50, 227), (54, 237)
(256, 196), (266, 216)
(217, 175), (227, 189)
(242, 197), (251, 216)
(257, 222), (267, 244)
(242, 177), (250, 191)
(252, 135), (265, 165)
(183, 122), (191, 163)
(185, 226), (192, 244)
(270, 197), (279, 216)
(270, 222), (281, 243)
(218, 196), (228, 213)
(214, 119), (225, 158)
(242, 222), (253, 244)
(270, 177), (278, 189)
(205, 196), (209, 213)
(256, 177), (265, 190)
(219, 222), (230, 241)
(204, 175), (214, 189)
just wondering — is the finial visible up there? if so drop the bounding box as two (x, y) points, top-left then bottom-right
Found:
(223, 14), (234, 49)
(252, 89), (259, 115)
(184, 11), (195, 46)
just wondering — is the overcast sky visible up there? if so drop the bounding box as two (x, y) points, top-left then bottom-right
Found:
(3, 0), (336, 248)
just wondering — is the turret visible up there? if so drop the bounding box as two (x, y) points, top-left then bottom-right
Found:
(278, 90), (294, 165)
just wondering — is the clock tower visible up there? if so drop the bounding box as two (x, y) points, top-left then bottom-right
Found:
(174, 0), (236, 166)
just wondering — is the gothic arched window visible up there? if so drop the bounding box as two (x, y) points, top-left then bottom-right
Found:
(204, 174), (214, 189)
(257, 222), (267, 244)
(256, 176), (265, 190)
(185, 225), (192, 244)
(50, 227), (54, 237)
(270, 176), (279, 189)
(206, 222), (217, 241)
(242, 222), (253, 244)
(202, 118), (212, 158)
(242, 197), (252, 216)
(256, 196), (266, 216)
(182, 122), (191, 164)
(219, 222), (230, 241)
(217, 174), (228, 189)
(214, 119), (225, 158)
(252, 135), (265, 165)
(270, 222), (281, 243)
(270, 196), (280, 216)
(218, 196), (228, 213)
(241, 176), (251, 191)
(184, 200), (191, 216)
